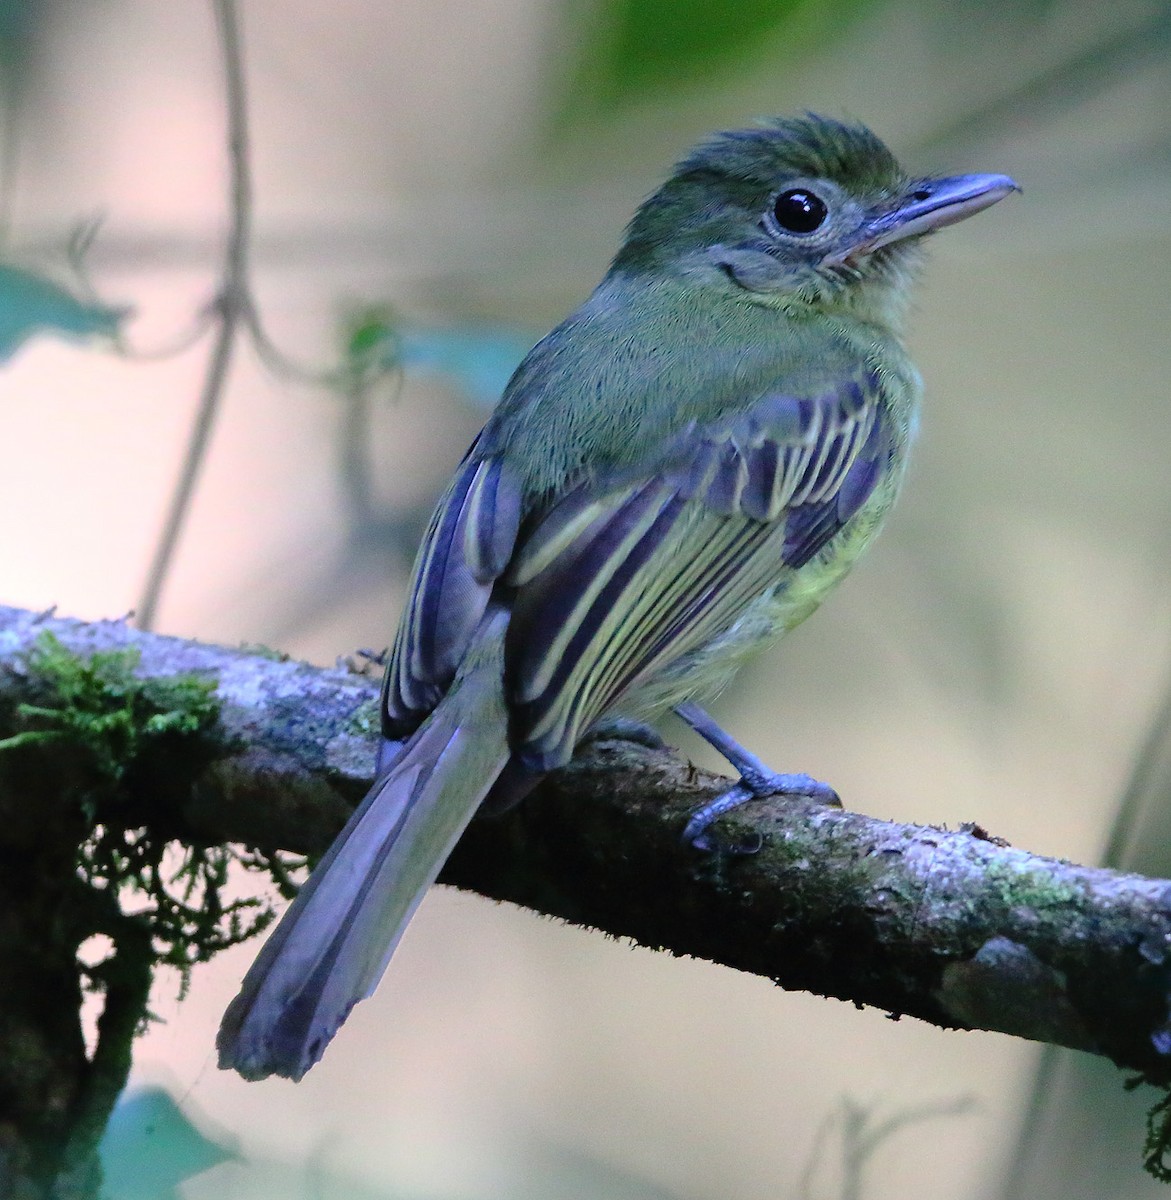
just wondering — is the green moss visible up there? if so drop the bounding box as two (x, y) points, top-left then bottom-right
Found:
(1145, 1088), (1171, 1182)
(344, 697), (380, 738)
(981, 857), (1080, 915)
(1, 632), (219, 769)
(236, 640), (289, 662)
(0, 631), (302, 1001)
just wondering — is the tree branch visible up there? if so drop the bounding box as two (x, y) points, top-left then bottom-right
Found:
(3, 603), (1171, 1086)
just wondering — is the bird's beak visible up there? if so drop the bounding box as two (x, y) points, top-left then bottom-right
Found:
(832, 173), (1020, 265)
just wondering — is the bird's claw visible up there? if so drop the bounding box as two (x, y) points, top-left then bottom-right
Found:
(682, 771), (839, 851)
(673, 702), (840, 851)
(739, 768), (840, 807)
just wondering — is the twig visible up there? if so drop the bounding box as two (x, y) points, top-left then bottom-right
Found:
(916, 11), (1171, 157)
(135, 0), (253, 631)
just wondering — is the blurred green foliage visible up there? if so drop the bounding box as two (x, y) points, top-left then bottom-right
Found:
(98, 1088), (234, 1200)
(399, 325), (531, 410)
(566, 0), (877, 107)
(0, 0), (49, 80)
(0, 263), (125, 361)
(340, 303), (530, 412)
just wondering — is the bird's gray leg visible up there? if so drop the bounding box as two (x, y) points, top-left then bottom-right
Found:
(674, 702), (840, 851)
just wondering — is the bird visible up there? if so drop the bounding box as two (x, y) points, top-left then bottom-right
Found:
(218, 113), (1017, 1081)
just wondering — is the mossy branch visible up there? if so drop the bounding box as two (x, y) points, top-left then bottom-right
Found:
(4, 602), (1171, 1106)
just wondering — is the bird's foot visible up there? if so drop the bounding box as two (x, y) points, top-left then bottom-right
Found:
(674, 702), (840, 852)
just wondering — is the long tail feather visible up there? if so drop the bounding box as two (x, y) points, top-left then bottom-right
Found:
(217, 613), (511, 1081)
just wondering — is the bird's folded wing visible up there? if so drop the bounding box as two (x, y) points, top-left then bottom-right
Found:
(503, 367), (892, 768)
(383, 448), (522, 736)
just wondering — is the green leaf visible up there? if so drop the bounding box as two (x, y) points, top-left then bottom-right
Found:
(562, 0), (879, 110)
(98, 1087), (235, 1199)
(400, 325), (531, 410)
(0, 263), (127, 361)
(340, 304), (400, 384)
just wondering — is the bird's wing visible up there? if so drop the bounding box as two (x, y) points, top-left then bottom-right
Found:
(503, 367), (892, 768)
(382, 448), (522, 737)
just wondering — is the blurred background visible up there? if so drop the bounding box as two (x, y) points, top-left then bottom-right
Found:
(2, 0), (1171, 1196)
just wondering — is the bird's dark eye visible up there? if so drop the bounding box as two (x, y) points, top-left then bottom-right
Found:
(772, 188), (828, 234)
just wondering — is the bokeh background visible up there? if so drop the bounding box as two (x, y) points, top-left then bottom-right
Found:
(3, 0), (1171, 1196)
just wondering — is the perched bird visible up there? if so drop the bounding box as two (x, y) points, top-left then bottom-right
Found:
(218, 114), (1017, 1081)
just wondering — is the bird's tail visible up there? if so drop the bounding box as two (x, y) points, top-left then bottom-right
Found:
(217, 612), (512, 1081)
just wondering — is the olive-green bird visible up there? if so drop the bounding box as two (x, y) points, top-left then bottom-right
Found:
(218, 114), (1017, 1080)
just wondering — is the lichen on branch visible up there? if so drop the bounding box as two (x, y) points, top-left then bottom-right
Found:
(4, 602), (1171, 1180)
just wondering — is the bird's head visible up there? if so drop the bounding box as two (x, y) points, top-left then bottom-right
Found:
(611, 114), (1017, 327)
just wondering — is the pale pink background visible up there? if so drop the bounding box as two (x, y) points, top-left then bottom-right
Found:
(3, 3), (1170, 1197)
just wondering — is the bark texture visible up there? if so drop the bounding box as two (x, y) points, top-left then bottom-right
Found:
(2, 603), (1171, 1193)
